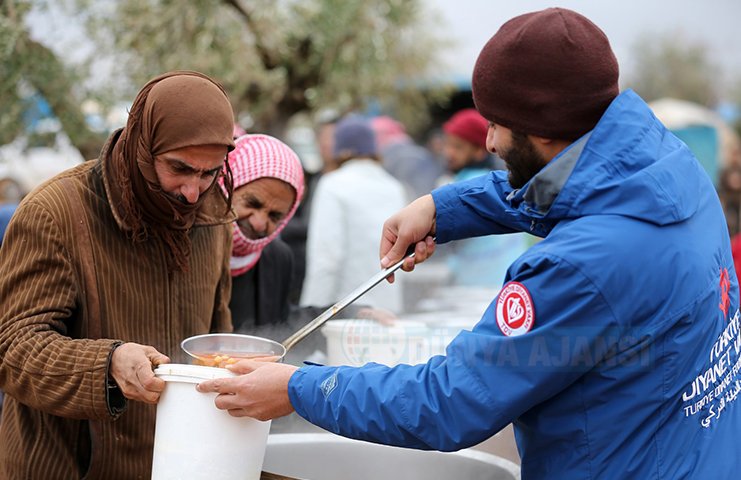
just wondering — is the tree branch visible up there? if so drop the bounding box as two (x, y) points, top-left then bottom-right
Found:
(21, 36), (105, 160)
(320, 31), (356, 80)
(221, 0), (278, 70)
(4, 0), (18, 22)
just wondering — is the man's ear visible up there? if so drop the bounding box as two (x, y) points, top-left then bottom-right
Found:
(529, 135), (571, 162)
(529, 135), (556, 146)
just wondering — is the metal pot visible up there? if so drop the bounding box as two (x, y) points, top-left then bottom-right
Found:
(262, 433), (520, 480)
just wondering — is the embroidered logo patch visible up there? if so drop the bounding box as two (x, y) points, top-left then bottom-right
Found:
(496, 281), (535, 336)
(320, 371), (338, 399)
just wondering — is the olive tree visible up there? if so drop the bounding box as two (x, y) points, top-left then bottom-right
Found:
(626, 31), (720, 107)
(83, 0), (449, 135)
(0, 0), (104, 159)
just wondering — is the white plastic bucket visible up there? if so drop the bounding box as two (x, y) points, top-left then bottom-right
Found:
(151, 364), (271, 480)
(397, 312), (480, 357)
(321, 319), (430, 366)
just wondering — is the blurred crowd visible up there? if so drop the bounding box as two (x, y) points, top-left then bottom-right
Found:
(289, 110), (531, 314)
(7, 103), (741, 317)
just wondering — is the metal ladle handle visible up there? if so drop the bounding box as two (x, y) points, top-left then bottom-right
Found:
(281, 248), (416, 352)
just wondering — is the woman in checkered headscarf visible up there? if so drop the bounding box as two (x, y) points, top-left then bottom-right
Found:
(225, 134), (305, 275)
(222, 134), (305, 331)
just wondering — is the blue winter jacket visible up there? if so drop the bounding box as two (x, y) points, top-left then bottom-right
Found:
(288, 90), (741, 479)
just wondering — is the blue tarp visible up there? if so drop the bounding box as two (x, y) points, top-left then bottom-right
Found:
(670, 125), (719, 185)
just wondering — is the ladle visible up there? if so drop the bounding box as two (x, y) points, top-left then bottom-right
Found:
(181, 247), (418, 362)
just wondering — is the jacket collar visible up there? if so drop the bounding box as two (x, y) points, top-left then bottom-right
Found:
(507, 90), (701, 228)
(520, 133), (592, 216)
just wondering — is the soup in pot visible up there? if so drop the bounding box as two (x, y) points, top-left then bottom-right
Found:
(193, 352), (280, 368)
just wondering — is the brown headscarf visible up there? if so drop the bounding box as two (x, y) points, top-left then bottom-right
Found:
(104, 71), (235, 272)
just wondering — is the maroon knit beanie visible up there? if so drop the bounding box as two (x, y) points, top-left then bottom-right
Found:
(443, 109), (489, 149)
(472, 8), (619, 140)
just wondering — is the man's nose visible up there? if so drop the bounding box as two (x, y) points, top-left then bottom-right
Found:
(180, 179), (201, 204)
(249, 212), (269, 237)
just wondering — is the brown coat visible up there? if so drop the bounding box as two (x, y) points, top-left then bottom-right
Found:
(0, 157), (233, 479)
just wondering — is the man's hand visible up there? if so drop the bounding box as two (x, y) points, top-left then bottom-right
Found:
(110, 342), (170, 404)
(380, 194), (437, 283)
(196, 360), (298, 421)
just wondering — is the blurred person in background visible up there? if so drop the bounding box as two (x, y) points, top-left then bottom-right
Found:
(371, 115), (444, 199)
(0, 71), (236, 478)
(441, 108), (529, 287)
(300, 115), (407, 313)
(442, 108), (501, 179)
(225, 133), (305, 331)
(199, 8), (740, 479)
(720, 165), (741, 280)
(315, 114), (341, 175)
(0, 203), (16, 247)
(425, 127), (447, 170)
(0, 178), (24, 205)
(281, 113), (341, 304)
(719, 164), (741, 236)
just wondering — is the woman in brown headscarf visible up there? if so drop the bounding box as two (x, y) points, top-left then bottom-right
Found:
(0, 71), (237, 479)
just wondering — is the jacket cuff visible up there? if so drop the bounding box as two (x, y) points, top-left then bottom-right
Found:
(431, 184), (465, 244)
(288, 364), (338, 422)
(287, 366), (311, 419)
(105, 342), (127, 418)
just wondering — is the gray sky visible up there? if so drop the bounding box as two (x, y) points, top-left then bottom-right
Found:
(27, 0), (741, 99)
(429, 0), (741, 94)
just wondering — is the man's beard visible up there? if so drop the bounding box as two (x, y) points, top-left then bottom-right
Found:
(168, 192), (190, 205)
(500, 131), (548, 189)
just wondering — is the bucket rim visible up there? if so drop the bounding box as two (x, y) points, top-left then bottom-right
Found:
(154, 363), (235, 383)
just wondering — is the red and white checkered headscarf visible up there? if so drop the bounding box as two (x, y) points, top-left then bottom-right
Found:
(222, 134), (305, 276)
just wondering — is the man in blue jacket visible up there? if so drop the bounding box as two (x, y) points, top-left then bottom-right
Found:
(198, 8), (741, 478)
